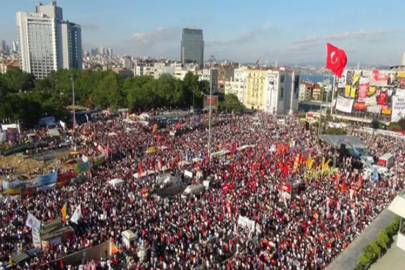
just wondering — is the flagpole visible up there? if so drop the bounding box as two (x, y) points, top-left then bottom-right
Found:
(330, 74), (336, 115)
(208, 68), (212, 164)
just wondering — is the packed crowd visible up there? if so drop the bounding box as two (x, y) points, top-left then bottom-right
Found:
(0, 111), (404, 270)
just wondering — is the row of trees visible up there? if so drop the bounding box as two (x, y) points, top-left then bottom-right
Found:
(0, 68), (245, 126)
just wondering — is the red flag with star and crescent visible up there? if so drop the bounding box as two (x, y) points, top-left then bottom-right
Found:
(325, 43), (347, 78)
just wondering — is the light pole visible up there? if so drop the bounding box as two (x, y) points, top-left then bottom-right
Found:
(70, 74), (76, 149)
(208, 68), (212, 164)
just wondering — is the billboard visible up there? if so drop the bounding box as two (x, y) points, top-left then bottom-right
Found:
(391, 95), (405, 122)
(336, 96), (354, 113)
(334, 69), (405, 120)
(203, 95), (218, 110)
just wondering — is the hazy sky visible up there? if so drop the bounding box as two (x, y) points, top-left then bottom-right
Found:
(1, 0), (405, 65)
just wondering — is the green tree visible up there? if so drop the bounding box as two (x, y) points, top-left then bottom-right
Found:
(219, 94), (245, 112)
(2, 68), (35, 93)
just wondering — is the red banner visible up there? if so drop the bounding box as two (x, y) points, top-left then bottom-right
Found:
(354, 102), (366, 110)
(358, 77), (369, 101)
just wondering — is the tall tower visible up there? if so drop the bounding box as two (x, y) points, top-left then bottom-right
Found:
(16, 1), (82, 79)
(181, 28), (204, 67)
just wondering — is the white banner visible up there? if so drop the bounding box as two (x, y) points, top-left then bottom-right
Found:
(364, 95), (377, 106)
(32, 230), (41, 248)
(366, 105), (381, 114)
(396, 88), (405, 97)
(184, 170), (193, 178)
(70, 205), (82, 224)
(391, 95), (405, 122)
(336, 96), (354, 113)
(25, 212), (41, 231)
(338, 70), (347, 88)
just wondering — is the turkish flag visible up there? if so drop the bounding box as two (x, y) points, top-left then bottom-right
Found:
(325, 43), (347, 77)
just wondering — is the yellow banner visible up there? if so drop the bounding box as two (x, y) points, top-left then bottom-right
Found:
(304, 167), (338, 181)
(306, 157), (314, 169)
(397, 71), (405, 78)
(350, 86), (357, 98)
(382, 107), (391, 115)
(368, 86), (376, 96)
(345, 86), (351, 97)
(352, 73), (360, 85)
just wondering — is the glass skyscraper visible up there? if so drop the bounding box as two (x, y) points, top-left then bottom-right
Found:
(16, 1), (82, 79)
(181, 28), (204, 67)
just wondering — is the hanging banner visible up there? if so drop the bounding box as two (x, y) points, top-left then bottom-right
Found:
(32, 230), (41, 248)
(358, 77), (370, 101)
(352, 72), (361, 86)
(397, 71), (405, 79)
(371, 70), (388, 86)
(203, 95), (218, 110)
(350, 86), (357, 99)
(382, 105), (391, 115)
(388, 72), (397, 86)
(336, 96), (354, 113)
(362, 70), (371, 78)
(38, 171), (58, 186)
(2, 179), (22, 190)
(377, 90), (388, 105)
(344, 85), (351, 98)
(396, 88), (405, 97)
(338, 70), (347, 88)
(354, 102), (366, 110)
(391, 95), (405, 122)
(364, 95), (377, 106)
(368, 86), (376, 97)
(367, 105), (381, 114)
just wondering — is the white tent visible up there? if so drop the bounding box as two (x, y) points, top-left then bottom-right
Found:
(133, 170), (156, 179)
(108, 178), (125, 188)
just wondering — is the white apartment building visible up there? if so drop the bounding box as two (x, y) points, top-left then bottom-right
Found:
(225, 67), (299, 114)
(135, 62), (175, 79)
(225, 67), (247, 104)
(16, 1), (82, 79)
(122, 56), (132, 69)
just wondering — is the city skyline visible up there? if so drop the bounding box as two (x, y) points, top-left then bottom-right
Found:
(1, 0), (405, 65)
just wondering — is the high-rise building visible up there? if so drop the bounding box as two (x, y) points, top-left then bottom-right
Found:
(16, 1), (82, 79)
(107, 48), (113, 58)
(60, 21), (82, 69)
(0, 40), (6, 53)
(181, 28), (204, 67)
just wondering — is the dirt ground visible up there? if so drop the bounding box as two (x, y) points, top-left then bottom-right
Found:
(0, 149), (73, 174)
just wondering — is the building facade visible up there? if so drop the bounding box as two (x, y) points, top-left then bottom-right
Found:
(181, 28), (204, 67)
(60, 21), (82, 69)
(225, 67), (299, 114)
(299, 81), (314, 101)
(225, 67), (247, 104)
(17, 1), (82, 79)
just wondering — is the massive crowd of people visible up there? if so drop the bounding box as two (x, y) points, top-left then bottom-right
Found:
(0, 110), (404, 269)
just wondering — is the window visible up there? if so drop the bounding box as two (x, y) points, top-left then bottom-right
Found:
(280, 75), (285, 83)
(280, 87), (284, 100)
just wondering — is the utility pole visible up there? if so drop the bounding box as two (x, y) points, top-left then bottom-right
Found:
(70, 74), (76, 150)
(208, 55), (216, 163)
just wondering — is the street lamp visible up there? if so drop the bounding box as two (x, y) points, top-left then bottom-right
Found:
(208, 68), (212, 164)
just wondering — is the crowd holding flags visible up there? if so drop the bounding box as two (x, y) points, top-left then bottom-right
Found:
(25, 212), (41, 232)
(61, 203), (67, 222)
(70, 205), (82, 224)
